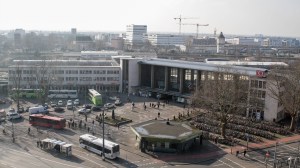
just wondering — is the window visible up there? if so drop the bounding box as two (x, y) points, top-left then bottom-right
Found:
(258, 81), (262, 88)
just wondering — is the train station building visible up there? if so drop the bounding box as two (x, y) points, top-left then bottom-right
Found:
(120, 58), (285, 122)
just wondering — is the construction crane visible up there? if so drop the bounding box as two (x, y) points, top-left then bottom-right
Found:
(174, 15), (197, 34)
(182, 23), (209, 38)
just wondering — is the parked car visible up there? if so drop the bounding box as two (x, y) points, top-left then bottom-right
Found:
(8, 108), (15, 113)
(66, 100), (73, 110)
(17, 107), (24, 113)
(82, 104), (92, 109)
(0, 109), (6, 121)
(0, 99), (6, 104)
(58, 100), (63, 106)
(114, 99), (122, 106)
(50, 101), (57, 107)
(104, 103), (115, 109)
(54, 107), (65, 112)
(29, 106), (48, 115)
(92, 106), (102, 112)
(78, 108), (91, 114)
(43, 103), (49, 110)
(7, 112), (21, 120)
(109, 96), (119, 101)
(73, 99), (80, 105)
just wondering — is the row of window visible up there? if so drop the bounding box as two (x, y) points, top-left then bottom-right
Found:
(251, 80), (266, 89)
(250, 89), (266, 99)
(11, 70), (119, 75)
(10, 77), (119, 82)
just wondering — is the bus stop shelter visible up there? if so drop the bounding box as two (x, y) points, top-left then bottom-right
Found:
(40, 138), (72, 156)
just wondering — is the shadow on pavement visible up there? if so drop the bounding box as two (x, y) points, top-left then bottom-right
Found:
(112, 157), (138, 168)
(46, 150), (85, 164)
(147, 140), (226, 165)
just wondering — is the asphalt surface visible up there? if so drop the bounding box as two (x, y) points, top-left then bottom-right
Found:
(0, 94), (299, 168)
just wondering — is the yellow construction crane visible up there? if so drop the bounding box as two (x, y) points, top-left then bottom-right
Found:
(182, 23), (209, 38)
(174, 15), (197, 34)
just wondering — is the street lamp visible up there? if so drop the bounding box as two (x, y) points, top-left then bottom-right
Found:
(72, 101), (75, 118)
(102, 109), (105, 161)
(11, 116), (15, 143)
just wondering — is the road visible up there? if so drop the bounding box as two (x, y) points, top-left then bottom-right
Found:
(0, 94), (299, 168)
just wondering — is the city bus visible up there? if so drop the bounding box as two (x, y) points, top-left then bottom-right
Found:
(10, 88), (41, 99)
(48, 90), (78, 99)
(88, 89), (102, 106)
(79, 134), (120, 159)
(29, 114), (66, 129)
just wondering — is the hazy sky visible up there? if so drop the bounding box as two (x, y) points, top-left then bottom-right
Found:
(0, 0), (299, 37)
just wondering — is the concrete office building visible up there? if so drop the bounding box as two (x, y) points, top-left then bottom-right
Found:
(226, 37), (259, 46)
(147, 34), (185, 46)
(80, 51), (119, 60)
(8, 60), (121, 93)
(125, 24), (147, 48)
(120, 58), (285, 122)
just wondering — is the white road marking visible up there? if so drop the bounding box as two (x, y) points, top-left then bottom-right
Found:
(251, 156), (273, 167)
(213, 163), (224, 167)
(218, 160), (234, 168)
(223, 157), (246, 168)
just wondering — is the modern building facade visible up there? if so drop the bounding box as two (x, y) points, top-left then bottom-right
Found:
(120, 58), (285, 122)
(8, 60), (121, 93)
(125, 24), (147, 47)
(147, 34), (185, 46)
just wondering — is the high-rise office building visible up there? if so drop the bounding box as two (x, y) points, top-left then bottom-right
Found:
(125, 24), (147, 46)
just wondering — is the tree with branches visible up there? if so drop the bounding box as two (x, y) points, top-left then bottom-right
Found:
(27, 60), (59, 104)
(191, 68), (250, 138)
(9, 61), (23, 111)
(267, 64), (300, 132)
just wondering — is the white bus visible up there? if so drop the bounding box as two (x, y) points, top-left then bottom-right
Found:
(79, 134), (120, 159)
(48, 90), (78, 99)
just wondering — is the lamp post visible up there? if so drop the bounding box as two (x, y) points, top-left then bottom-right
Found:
(11, 117), (15, 143)
(102, 109), (105, 161)
(72, 101), (75, 118)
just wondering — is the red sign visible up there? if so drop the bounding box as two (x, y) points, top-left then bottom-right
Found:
(256, 70), (266, 78)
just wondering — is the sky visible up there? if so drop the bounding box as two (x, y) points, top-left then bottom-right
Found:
(0, 0), (299, 37)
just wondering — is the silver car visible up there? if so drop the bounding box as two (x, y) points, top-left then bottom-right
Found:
(78, 108), (91, 114)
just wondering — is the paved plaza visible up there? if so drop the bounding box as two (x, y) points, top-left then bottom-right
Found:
(0, 94), (300, 168)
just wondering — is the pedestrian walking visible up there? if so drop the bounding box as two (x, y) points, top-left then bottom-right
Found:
(243, 149), (247, 157)
(28, 127), (31, 135)
(200, 134), (203, 145)
(158, 112), (160, 118)
(87, 127), (90, 133)
(68, 122), (71, 128)
(236, 150), (239, 157)
(144, 105), (146, 110)
(85, 114), (87, 122)
(92, 120), (94, 125)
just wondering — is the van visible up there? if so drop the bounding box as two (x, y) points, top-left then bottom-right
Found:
(29, 106), (48, 115)
(0, 109), (6, 121)
(7, 112), (21, 120)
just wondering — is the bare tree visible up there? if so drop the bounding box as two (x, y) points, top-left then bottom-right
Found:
(191, 68), (250, 138)
(27, 60), (59, 104)
(267, 64), (300, 131)
(9, 61), (23, 111)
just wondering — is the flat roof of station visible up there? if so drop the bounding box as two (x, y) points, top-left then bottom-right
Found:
(139, 58), (268, 76)
(131, 120), (200, 142)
